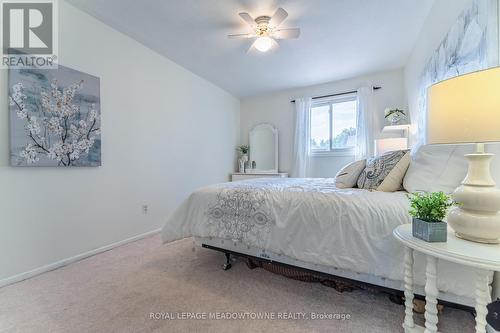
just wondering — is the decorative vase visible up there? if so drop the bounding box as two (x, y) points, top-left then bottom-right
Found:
(412, 218), (447, 242)
(389, 114), (402, 125)
(238, 154), (249, 173)
(241, 154), (248, 173)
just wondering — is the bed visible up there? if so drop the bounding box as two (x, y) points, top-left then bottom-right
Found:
(161, 176), (484, 307)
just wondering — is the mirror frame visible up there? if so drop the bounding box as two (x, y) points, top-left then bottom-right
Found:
(249, 123), (279, 173)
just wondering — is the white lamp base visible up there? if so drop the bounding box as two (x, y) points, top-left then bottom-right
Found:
(455, 232), (500, 244)
(448, 149), (500, 244)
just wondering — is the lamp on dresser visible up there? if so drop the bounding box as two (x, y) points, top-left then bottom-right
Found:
(426, 67), (500, 243)
(374, 137), (408, 156)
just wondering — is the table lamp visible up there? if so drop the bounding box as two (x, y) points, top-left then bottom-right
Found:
(427, 67), (500, 243)
(374, 138), (408, 156)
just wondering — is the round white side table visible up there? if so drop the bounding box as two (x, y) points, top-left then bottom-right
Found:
(393, 224), (500, 333)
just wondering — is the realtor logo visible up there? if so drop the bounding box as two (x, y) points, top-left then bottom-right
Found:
(1, 0), (58, 68)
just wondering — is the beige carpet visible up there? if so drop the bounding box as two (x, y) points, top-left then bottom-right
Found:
(0, 234), (475, 333)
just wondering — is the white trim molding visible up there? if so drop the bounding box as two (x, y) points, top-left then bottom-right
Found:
(0, 228), (161, 288)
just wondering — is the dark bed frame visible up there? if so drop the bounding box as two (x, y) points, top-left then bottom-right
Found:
(202, 243), (475, 315)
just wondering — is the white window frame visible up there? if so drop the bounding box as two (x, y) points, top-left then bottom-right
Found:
(310, 94), (357, 157)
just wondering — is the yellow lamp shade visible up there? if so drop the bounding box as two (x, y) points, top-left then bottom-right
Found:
(426, 67), (500, 144)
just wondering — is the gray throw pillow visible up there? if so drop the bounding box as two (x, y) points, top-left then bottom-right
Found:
(357, 150), (408, 190)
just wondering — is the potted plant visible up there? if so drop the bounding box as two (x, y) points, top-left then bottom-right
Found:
(236, 145), (249, 155)
(236, 145), (249, 173)
(384, 108), (406, 125)
(408, 191), (453, 242)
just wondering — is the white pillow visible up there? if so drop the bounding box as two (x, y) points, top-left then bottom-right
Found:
(334, 159), (366, 188)
(403, 144), (473, 194)
(404, 143), (500, 194)
(377, 152), (410, 192)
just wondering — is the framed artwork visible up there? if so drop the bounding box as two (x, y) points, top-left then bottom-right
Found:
(9, 65), (101, 166)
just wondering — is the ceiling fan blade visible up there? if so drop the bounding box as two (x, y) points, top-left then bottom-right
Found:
(247, 44), (257, 54)
(269, 38), (280, 51)
(273, 28), (301, 39)
(239, 12), (256, 27)
(269, 8), (288, 27)
(228, 33), (255, 39)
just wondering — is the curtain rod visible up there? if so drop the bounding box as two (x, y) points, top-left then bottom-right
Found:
(290, 86), (381, 103)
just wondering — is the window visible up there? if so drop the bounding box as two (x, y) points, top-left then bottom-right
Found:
(310, 96), (357, 155)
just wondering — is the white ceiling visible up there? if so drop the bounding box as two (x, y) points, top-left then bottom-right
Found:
(67, 0), (435, 97)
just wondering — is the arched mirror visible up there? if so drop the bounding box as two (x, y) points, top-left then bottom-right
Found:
(249, 123), (278, 173)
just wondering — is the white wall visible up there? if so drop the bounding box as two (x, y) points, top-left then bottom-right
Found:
(240, 69), (406, 177)
(0, 1), (240, 282)
(404, 0), (474, 143)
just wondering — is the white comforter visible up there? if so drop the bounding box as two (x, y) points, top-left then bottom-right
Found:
(162, 177), (477, 300)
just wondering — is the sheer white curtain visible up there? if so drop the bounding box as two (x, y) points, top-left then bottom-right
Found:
(291, 97), (312, 178)
(355, 87), (376, 160)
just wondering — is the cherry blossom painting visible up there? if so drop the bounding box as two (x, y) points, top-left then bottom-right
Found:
(9, 65), (101, 167)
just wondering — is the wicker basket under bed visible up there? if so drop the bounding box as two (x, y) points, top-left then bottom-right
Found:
(245, 258), (360, 293)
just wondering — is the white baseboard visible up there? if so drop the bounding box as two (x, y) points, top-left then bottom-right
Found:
(0, 228), (161, 288)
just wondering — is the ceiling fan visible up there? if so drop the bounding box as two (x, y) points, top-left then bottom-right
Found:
(228, 8), (300, 53)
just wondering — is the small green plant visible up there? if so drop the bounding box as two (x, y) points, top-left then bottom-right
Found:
(408, 192), (454, 222)
(384, 108), (406, 119)
(236, 145), (249, 155)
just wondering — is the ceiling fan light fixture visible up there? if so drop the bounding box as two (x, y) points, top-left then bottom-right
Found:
(229, 8), (299, 53)
(254, 36), (273, 52)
